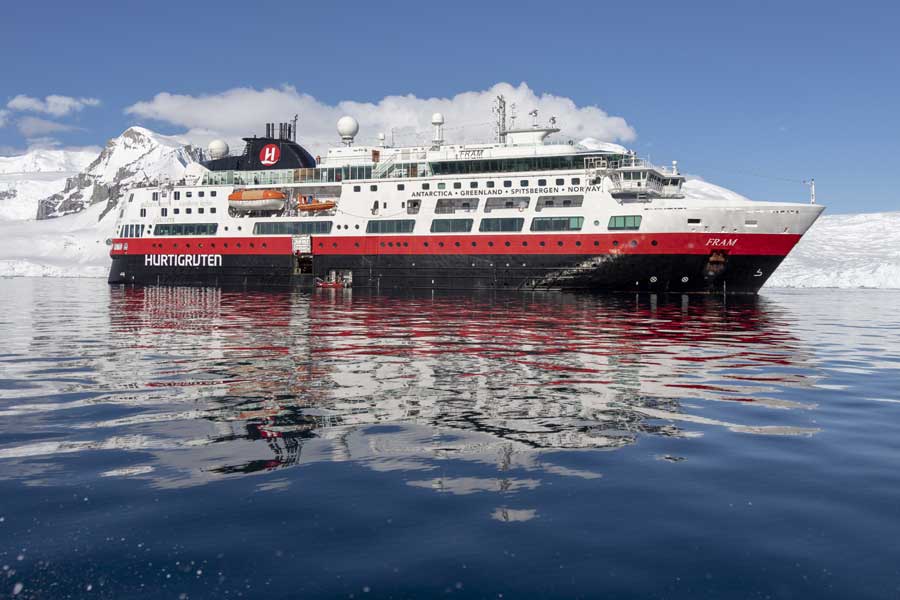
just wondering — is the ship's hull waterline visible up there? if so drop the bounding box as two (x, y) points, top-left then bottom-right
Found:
(109, 251), (788, 294)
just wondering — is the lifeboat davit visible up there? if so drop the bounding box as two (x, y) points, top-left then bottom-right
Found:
(297, 198), (336, 212)
(228, 189), (286, 211)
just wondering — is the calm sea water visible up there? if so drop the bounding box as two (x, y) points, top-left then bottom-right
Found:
(1, 279), (899, 599)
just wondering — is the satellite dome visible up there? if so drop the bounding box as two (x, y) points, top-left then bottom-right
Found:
(431, 112), (445, 125)
(207, 139), (229, 159)
(337, 116), (359, 144)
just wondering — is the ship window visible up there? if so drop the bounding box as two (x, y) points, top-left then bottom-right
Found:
(186, 192), (193, 198)
(354, 185), (361, 192)
(186, 208), (192, 214)
(161, 208), (168, 217)
(520, 180), (528, 187)
(538, 179), (546, 186)
(150, 192), (157, 201)
(422, 183), (430, 190)
(397, 184), (405, 191)
(198, 207), (205, 214)
(198, 191), (205, 198)
(608, 215), (642, 230)
(453, 182), (461, 189)
(486, 181), (495, 188)
(129, 193), (135, 202)
(211, 191), (217, 197)
(484, 196), (529, 213)
(531, 216), (584, 232)
(253, 221), (333, 235)
(556, 178), (564, 186)
(479, 217), (524, 232)
(503, 180), (512, 188)
(571, 178), (580, 185)
(435, 197), (480, 214)
(536, 195), (583, 211)
(401, 201), (406, 208)
(153, 223), (219, 236)
(745, 219), (758, 226)
(431, 218), (474, 233)
(210, 207), (216, 214)
(688, 218), (701, 224)
(370, 185), (377, 192)
(366, 219), (416, 234)
(174, 191), (180, 200)
(174, 208), (180, 215)
(438, 183), (446, 190)
(140, 208), (147, 217)
(407, 200), (420, 215)
(470, 181), (478, 189)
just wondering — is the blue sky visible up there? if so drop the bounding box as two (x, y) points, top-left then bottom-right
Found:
(2, 0), (898, 213)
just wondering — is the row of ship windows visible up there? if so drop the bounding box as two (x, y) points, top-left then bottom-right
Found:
(144, 190), (219, 201)
(138, 207), (218, 218)
(352, 177), (583, 193)
(118, 217), (642, 238)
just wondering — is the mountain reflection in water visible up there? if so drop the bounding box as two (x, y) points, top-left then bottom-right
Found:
(0, 283), (820, 488)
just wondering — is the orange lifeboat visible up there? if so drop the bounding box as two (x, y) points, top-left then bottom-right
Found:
(297, 197), (336, 212)
(228, 189), (286, 211)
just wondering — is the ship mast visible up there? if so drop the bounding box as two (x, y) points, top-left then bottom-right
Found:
(493, 95), (508, 143)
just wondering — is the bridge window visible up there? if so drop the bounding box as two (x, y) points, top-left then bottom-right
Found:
(366, 219), (416, 234)
(253, 221), (333, 235)
(531, 216), (584, 232)
(608, 215), (642, 230)
(431, 218), (474, 233)
(479, 217), (524, 232)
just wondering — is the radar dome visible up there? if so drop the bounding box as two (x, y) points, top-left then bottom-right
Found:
(337, 116), (359, 144)
(431, 112), (445, 125)
(207, 139), (229, 159)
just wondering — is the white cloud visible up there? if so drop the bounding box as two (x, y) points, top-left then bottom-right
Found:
(7, 94), (101, 117)
(0, 109), (9, 128)
(125, 82), (636, 155)
(17, 117), (79, 138)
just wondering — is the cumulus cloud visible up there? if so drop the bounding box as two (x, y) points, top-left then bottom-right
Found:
(0, 109), (9, 128)
(16, 116), (80, 138)
(126, 82), (636, 154)
(7, 94), (101, 117)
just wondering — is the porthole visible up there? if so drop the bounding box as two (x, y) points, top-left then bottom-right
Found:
(236, 243), (241, 248)
(488, 241), (494, 247)
(262, 243), (267, 248)
(332, 242), (338, 248)
(320, 242), (325, 248)
(557, 241), (563, 247)
(454, 241), (461, 247)
(355, 224), (360, 230)
(471, 241), (477, 247)
(380, 242), (385, 247)
(403, 241), (409, 247)
(354, 242), (360, 248)
(249, 243), (254, 248)
(630, 240), (638, 247)
(439, 242), (445, 247)
(575, 241), (581, 247)
(388, 242), (394, 247)
(613, 241), (619, 247)
(504, 241), (511, 247)
(424, 242), (429, 247)
(593, 220), (600, 226)
(522, 241), (528, 247)
(539, 241), (546, 247)
(593, 240), (600, 246)
(651, 240), (658, 246)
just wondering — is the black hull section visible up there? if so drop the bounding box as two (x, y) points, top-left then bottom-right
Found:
(109, 252), (787, 294)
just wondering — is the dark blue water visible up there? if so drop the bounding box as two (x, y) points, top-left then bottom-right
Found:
(1, 279), (899, 599)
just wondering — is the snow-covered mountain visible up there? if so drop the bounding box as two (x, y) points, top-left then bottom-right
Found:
(0, 149), (97, 221)
(0, 148), (97, 175)
(36, 126), (201, 219)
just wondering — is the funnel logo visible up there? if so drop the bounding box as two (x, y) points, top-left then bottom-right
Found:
(259, 144), (281, 166)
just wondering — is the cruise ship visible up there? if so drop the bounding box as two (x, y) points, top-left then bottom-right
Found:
(109, 97), (823, 293)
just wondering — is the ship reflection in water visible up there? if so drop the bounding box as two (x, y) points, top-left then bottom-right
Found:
(0, 283), (821, 489)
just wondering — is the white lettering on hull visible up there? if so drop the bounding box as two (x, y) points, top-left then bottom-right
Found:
(705, 238), (738, 247)
(144, 254), (223, 267)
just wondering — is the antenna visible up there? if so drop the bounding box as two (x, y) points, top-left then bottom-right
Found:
(803, 178), (816, 204)
(292, 114), (299, 142)
(493, 95), (508, 143)
(529, 109), (538, 127)
(509, 103), (517, 130)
